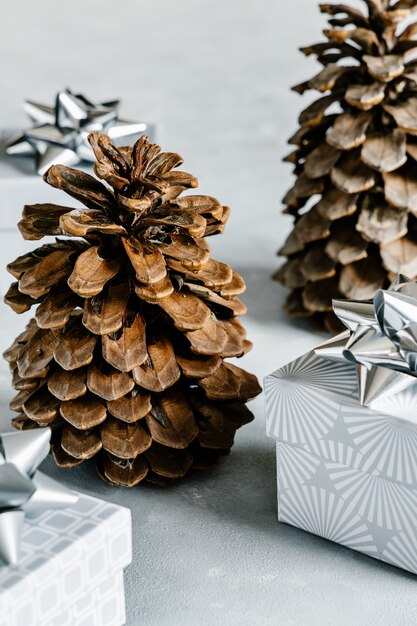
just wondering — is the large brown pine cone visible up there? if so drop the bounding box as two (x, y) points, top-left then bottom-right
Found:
(4, 132), (261, 487)
(275, 0), (417, 333)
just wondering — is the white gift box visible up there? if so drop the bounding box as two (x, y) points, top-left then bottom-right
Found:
(265, 347), (417, 575)
(0, 492), (132, 626)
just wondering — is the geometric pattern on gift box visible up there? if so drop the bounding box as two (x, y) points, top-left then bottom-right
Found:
(383, 526), (417, 573)
(278, 483), (377, 555)
(265, 351), (357, 449)
(306, 439), (363, 469)
(344, 412), (417, 485)
(72, 571), (125, 626)
(0, 494), (131, 626)
(265, 350), (357, 398)
(45, 571), (125, 626)
(325, 462), (417, 531)
(277, 443), (320, 491)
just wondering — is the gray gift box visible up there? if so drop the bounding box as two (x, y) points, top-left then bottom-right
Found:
(0, 492), (132, 626)
(265, 344), (417, 575)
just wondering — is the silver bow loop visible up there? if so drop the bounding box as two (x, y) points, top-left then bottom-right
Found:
(0, 464), (35, 508)
(333, 300), (377, 331)
(375, 289), (417, 345)
(396, 325), (417, 371)
(24, 471), (78, 513)
(0, 428), (78, 565)
(343, 323), (406, 371)
(6, 89), (150, 175)
(1, 428), (50, 476)
(316, 275), (417, 408)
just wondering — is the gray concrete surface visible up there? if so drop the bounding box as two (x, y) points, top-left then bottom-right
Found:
(1, 0), (417, 624)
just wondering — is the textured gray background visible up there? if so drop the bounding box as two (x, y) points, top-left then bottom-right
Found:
(1, 0), (417, 624)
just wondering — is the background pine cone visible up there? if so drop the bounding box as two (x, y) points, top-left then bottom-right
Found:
(275, 0), (417, 333)
(4, 132), (261, 487)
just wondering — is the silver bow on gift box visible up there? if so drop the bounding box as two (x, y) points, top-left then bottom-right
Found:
(6, 89), (150, 175)
(315, 275), (417, 409)
(0, 427), (77, 565)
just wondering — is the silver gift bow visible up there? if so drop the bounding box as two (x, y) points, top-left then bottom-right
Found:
(315, 275), (417, 409)
(6, 89), (149, 175)
(0, 427), (77, 565)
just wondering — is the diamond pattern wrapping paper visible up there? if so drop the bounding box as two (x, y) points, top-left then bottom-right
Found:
(265, 348), (417, 574)
(0, 493), (132, 626)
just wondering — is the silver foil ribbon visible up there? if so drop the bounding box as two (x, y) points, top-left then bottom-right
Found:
(315, 274), (417, 409)
(6, 89), (149, 175)
(0, 427), (78, 565)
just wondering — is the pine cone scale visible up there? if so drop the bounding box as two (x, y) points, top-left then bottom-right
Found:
(60, 395), (107, 429)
